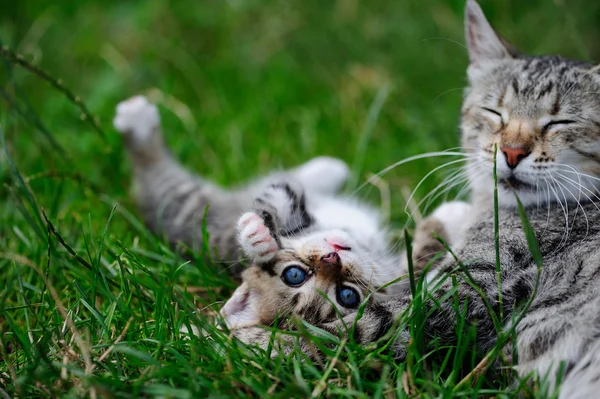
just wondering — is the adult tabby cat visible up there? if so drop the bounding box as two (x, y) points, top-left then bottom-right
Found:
(114, 95), (466, 329)
(229, 1), (600, 397)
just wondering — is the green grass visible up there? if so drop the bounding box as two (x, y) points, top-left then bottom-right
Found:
(1, 0), (600, 397)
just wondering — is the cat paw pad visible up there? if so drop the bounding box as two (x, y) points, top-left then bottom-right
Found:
(238, 212), (278, 263)
(113, 95), (159, 141)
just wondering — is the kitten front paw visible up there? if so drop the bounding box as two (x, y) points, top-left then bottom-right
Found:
(113, 95), (160, 142)
(238, 212), (278, 263)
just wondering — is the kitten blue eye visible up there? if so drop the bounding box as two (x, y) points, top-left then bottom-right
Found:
(282, 266), (308, 286)
(337, 286), (360, 308)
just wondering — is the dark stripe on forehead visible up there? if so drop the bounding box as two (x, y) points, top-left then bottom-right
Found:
(497, 84), (508, 108)
(572, 147), (600, 164)
(521, 58), (534, 72)
(536, 81), (554, 100)
(551, 89), (561, 115)
(260, 260), (277, 276)
(511, 78), (520, 96)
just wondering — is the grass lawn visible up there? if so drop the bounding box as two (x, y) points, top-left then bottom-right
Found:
(1, 0), (600, 397)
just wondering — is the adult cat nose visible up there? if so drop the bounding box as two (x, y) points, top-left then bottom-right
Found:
(321, 252), (341, 266)
(501, 146), (530, 169)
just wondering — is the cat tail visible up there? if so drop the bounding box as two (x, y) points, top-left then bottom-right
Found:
(114, 95), (245, 265)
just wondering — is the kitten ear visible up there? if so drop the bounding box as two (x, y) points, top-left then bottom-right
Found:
(220, 283), (260, 329)
(465, 0), (515, 67)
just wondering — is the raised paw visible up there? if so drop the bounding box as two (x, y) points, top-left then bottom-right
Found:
(238, 212), (278, 263)
(293, 156), (349, 195)
(113, 95), (160, 143)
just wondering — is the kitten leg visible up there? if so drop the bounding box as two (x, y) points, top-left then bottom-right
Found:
(114, 96), (245, 262)
(252, 180), (314, 236)
(409, 201), (472, 274)
(291, 156), (349, 195)
(114, 95), (167, 166)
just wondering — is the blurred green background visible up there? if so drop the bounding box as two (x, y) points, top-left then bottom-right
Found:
(2, 0), (600, 396)
(2, 0), (600, 227)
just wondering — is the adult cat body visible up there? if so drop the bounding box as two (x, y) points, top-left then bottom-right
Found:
(230, 1), (600, 397)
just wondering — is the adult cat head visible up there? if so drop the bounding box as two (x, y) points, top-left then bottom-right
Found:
(462, 0), (600, 208)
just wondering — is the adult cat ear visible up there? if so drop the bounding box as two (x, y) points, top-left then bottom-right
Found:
(465, 0), (517, 70)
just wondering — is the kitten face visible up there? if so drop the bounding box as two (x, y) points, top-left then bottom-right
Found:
(222, 229), (393, 329)
(462, 0), (600, 208)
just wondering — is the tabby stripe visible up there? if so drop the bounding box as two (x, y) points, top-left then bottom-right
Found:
(572, 147), (600, 164)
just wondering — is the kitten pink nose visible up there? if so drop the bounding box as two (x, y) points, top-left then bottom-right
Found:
(321, 252), (341, 266)
(501, 146), (530, 169)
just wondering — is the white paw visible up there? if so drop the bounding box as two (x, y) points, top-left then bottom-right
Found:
(113, 95), (160, 142)
(237, 212), (278, 263)
(431, 201), (472, 243)
(293, 156), (349, 194)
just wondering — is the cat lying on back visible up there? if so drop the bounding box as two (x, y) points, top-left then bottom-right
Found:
(222, 191), (469, 329)
(219, 1), (600, 398)
(114, 96), (469, 330)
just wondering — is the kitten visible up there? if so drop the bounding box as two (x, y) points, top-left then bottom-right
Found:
(221, 189), (470, 329)
(230, 1), (600, 397)
(114, 95), (349, 273)
(114, 95), (469, 336)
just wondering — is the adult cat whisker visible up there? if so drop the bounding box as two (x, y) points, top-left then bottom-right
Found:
(552, 165), (600, 212)
(404, 158), (478, 216)
(352, 151), (476, 196)
(551, 174), (589, 236)
(418, 170), (470, 213)
(545, 173), (572, 246)
(432, 87), (468, 102)
(421, 36), (469, 51)
(455, 163), (487, 203)
(555, 172), (600, 212)
(557, 166), (600, 187)
(418, 162), (485, 214)
(554, 175), (592, 238)
(539, 179), (552, 231)
(418, 172), (470, 216)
